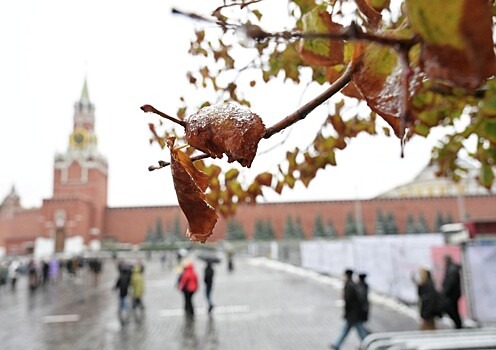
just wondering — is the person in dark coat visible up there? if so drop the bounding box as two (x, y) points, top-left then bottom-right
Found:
(330, 269), (369, 350)
(356, 273), (370, 323)
(115, 263), (132, 323)
(413, 267), (441, 330)
(442, 255), (463, 329)
(204, 262), (215, 313)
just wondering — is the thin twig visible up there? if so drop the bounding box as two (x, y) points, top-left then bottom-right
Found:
(171, 8), (238, 30)
(141, 105), (186, 127)
(242, 21), (419, 49)
(148, 153), (211, 172)
(214, 0), (262, 12)
(264, 63), (355, 139)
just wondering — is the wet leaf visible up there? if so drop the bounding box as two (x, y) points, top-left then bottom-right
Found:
(185, 103), (266, 167)
(255, 172), (273, 187)
(479, 164), (494, 190)
(148, 123), (166, 148)
(367, 0), (390, 11)
(352, 41), (421, 137)
(330, 114), (346, 134)
(356, 0), (382, 29)
(274, 180), (284, 194)
(298, 6), (344, 66)
(225, 168), (240, 181)
(167, 137), (218, 243)
(326, 65), (363, 99)
(406, 0), (496, 89)
(479, 119), (496, 144)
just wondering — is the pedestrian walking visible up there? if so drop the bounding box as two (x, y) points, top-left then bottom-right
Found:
(441, 255), (463, 329)
(204, 262), (215, 313)
(226, 250), (234, 272)
(160, 252), (167, 270)
(42, 260), (49, 286)
(0, 262), (7, 288)
(88, 257), (103, 286)
(48, 257), (60, 284)
(7, 259), (19, 291)
(356, 273), (370, 324)
(412, 267), (442, 330)
(130, 262), (145, 322)
(330, 269), (369, 350)
(115, 263), (132, 324)
(178, 261), (198, 318)
(27, 260), (39, 291)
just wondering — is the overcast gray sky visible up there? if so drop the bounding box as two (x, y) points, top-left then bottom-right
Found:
(0, 0), (438, 209)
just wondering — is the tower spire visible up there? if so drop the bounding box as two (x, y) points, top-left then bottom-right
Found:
(80, 77), (90, 104)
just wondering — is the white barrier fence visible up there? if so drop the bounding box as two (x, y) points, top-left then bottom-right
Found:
(34, 236), (85, 258)
(300, 234), (496, 324)
(465, 241), (496, 324)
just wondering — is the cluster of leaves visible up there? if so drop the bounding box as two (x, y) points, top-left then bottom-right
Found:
(145, 0), (496, 242)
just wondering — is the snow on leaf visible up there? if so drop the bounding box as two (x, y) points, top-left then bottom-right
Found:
(167, 137), (218, 243)
(406, 0), (496, 89)
(185, 103), (266, 168)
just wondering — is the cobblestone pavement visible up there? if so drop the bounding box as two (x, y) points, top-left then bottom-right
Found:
(0, 253), (421, 350)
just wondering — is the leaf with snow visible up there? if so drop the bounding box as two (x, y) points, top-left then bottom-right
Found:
(167, 137), (218, 243)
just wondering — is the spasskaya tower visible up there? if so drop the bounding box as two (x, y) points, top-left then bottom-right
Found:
(41, 79), (108, 251)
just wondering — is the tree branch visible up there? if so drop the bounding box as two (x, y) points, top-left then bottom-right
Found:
(148, 153), (211, 172)
(141, 104), (186, 127)
(214, 0), (262, 12)
(264, 63), (355, 139)
(246, 21), (419, 50)
(398, 49), (411, 157)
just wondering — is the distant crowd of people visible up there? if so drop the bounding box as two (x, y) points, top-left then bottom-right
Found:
(112, 247), (230, 325)
(1, 248), (465, 349)
(0, 255), (103, 292)
(329, 254), (463, 349)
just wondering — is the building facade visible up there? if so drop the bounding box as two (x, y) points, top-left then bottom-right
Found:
(1, 81), (496, 255)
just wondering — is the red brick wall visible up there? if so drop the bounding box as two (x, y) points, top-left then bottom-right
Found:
(2, 194), (496, 247)
(104, 206), (185, 243)
(103, 195), (496, 244)
(41, 197), (94, 240)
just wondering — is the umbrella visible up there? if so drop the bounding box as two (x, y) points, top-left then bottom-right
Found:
(178, 248), (188, 257)
(197, 253), (221, 264)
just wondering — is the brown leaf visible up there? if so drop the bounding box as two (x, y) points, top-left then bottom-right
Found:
(326, 65), (363, 99)
(185, 103), (266, 167)
(352, 42), (421, 137)
(355, 0), (382, 29)
(298, 7), (344, 66)
(255, 172), (273, 187)
(167, 137), (218, 243)
(407, 0), (496, 89)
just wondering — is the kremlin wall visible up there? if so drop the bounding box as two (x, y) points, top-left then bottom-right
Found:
(1, 81), (496, 256)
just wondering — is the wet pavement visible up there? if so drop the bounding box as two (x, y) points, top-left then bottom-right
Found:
(0, 253), (421, 350)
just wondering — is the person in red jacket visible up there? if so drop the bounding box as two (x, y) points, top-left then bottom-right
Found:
(178, 262), (199, 318)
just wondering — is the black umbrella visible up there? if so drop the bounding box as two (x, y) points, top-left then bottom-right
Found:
(197, 253), (221, 264)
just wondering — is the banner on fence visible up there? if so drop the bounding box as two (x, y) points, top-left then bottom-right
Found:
(465, 241), (496, 323)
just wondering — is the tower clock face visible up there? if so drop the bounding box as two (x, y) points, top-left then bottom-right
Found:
(74, 133), (84, 144)
(71, 128), (89, 147)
